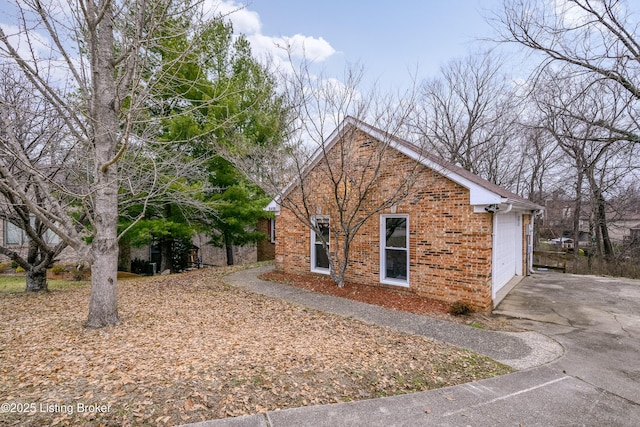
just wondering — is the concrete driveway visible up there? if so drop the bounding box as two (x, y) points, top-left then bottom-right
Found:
(495, 271), (640, 406)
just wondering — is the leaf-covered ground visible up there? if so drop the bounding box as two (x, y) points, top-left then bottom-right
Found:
(0, 266), (511, 426)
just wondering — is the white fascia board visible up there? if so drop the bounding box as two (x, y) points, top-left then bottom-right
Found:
(265, 199), (280, 214)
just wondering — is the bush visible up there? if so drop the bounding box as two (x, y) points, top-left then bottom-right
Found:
(71, 269), (86, 281)
(568, 256), (640, 279)
(131, 258), (152, 275)
(51, 265), (66, 275)
(15, 266), (25, 273)
(449, 301), (473, 316)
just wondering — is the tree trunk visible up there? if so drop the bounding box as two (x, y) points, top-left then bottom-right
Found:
(328, 237), (348, 288)
(86, 2), (120, 328)
(572, 173), (583, 262)
(597, 196), (614, 259)
(225, 235), (234, 266)
(26, 267), (48, 292)
(25, 240), (48, 292)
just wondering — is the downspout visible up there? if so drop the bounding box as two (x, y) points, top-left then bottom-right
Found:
(497, 203), (513, 215)
(526, 213), (532, 276)
(491, 212), (497, 299)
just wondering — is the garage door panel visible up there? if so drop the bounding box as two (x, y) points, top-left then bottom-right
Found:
(493, 213), (521, 297)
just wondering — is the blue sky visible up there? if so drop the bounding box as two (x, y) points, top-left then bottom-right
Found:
(221, 0), (506, 91)
(0, 0), (507, 92)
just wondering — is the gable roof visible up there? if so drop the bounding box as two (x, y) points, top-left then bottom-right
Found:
(267, 116), (543, 213)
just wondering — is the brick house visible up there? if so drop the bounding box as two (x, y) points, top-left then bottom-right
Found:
(266, 117), (543, 311)
(256, 218), (276, 261)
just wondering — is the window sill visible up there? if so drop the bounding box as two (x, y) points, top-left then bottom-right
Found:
(311, 268), (330, 275)
(380, 278), (409, 288)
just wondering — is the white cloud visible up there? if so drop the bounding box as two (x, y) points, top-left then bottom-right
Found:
(211, 1), (336, 63)
(552, 0), (612, 27)
(278, 34), (336, 62)
(0, 24), (53, 60)
(215, 0), (261, 34)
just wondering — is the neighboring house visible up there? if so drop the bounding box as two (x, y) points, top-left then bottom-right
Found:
(0, 219), (77, 265)
(551, 237), (575, 250)
(1, 219), (257, 271)
(623, 224), (640, 257)
(126, 232), (257, 273)
(540, 193), (590, 240)
(267, 117), (543, 311)
(627, 224), (640, 243)
(608, 214), (640, 243)
(542, 192), (640, 245)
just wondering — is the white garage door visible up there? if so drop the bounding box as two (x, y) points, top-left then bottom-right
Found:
(493, 212), (522, 298)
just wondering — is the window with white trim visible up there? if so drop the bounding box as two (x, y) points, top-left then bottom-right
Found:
(4, 221), (24, 245)
(268, 218), (276, 243)
(311, 216), (330, 273)
(380, 215), (409, 286)
(3, 219), (60, 246)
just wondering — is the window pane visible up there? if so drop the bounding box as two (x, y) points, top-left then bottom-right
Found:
(269, 219), (276, 243)
(385, 218), (406, 248)
(5, 222), (23, 245)
(312, 216), (330, 270)
(44, 229), (60, 245)
(315, 218), (330, 242)
(315, 243), (329, 269)
(385, 248), (407, 280)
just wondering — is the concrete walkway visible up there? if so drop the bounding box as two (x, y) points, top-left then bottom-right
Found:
(179, 267), (640, 427)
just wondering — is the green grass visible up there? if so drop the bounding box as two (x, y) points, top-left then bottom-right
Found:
(0, 276), (89, 293)
(470, 321), (486, 329)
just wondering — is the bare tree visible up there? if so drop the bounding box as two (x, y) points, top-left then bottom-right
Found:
(0, 67), (70, 291)
(410, 53), (521, 188)
(531, 69), (638, 259)
(495, 0), (640, 144)
(236, 58), (425, 287)
(0, 0), (229, 327)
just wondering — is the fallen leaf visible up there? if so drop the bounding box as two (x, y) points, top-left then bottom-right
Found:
(184, 399), (194, 411)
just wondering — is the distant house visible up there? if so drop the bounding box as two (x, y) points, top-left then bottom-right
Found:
(624, 223), (640, 248)
(551, 237), (574, 250)
(0, 219), (77, 265)
(126, 233), (257, 273)
(541, 192), (640, 246)
(267, 117), (543, 311)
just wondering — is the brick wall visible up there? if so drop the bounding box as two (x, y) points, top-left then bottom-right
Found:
(275, 129), (497, 311)
(256, 218), (275, 261)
